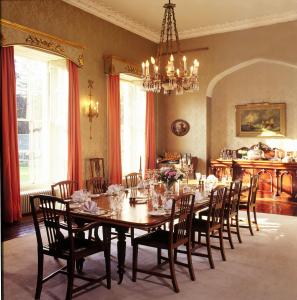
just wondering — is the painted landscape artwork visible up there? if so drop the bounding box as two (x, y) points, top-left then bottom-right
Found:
(236, 103), (286, 137)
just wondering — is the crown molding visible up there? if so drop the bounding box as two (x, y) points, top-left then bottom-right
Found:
(63, 0), (297, 42)
(62, 0), (159, 42)
(179, 10), (297, 39)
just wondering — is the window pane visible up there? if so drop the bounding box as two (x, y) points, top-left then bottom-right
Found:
(15, 46), (68, 191)
(120, 79), (146, 176)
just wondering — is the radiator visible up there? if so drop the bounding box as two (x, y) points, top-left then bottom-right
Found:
(21, 190), (52, 215)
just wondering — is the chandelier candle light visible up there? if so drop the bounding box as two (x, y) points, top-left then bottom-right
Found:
(87, 80), (99, 140)
(141, 0), (199, 95)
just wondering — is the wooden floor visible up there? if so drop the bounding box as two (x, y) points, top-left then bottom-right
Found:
(2, 200), (297, 242)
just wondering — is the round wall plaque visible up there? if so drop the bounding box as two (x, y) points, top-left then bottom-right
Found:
(171, 119), (190, 136)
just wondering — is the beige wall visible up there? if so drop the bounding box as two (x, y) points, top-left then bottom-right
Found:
(157, 20), (297, 173)
(210, 62), (297, 159)
(1, 0), (156, 181)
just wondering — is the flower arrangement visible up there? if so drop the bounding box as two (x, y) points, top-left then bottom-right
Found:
(157, 167), (184, 189)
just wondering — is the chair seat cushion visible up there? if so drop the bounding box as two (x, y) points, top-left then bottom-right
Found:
(133, 230), (170, 249)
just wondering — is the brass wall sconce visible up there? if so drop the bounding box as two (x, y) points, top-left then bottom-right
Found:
(87, 80), (99, 139)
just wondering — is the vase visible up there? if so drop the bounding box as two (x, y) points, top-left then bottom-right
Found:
(164, 182), (175, 195)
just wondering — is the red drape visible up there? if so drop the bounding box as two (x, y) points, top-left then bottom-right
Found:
(67, 61), (83, 188)
(1, 46), (21, 223)
(145, 91), (156, 170)
(107, 74), (122, 184)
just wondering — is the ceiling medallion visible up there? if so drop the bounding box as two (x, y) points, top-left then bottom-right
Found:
(141, 0), (199, 95)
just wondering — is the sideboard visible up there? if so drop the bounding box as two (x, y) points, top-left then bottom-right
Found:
(210, 159), (297, 200)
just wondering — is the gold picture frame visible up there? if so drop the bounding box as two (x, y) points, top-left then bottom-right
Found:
(236, 102), (286, 137)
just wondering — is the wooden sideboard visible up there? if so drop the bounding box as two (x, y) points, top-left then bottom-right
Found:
(210, 159), (297, 200)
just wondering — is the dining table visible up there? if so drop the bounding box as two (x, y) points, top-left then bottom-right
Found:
(68, 188), (210, 284)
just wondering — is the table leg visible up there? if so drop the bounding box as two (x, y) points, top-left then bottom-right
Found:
(114, 226), (129, 284)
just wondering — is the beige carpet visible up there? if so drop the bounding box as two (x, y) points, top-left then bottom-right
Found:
(3, 212), (297, 300)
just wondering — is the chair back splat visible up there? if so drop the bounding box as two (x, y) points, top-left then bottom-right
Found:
(170, 194), (195, 246)
(51, 180), (78, 200)
(207, 186), (228, 230)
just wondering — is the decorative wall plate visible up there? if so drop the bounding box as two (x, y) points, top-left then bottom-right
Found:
(171, 119), (190, 136)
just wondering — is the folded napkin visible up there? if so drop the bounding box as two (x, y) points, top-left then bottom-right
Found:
(107, 184), (124, 195)
(72, 190), (89, 202)
(137, 180), (145, 189)
(83, 200), (97, 213)
(164, 199), (173, 210)
(183, 185), (192, 193)
(195, 191), (206, 202)
(206, 175), (218, 183)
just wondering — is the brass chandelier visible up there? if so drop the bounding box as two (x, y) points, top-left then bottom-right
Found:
(141, 0), (199, 95)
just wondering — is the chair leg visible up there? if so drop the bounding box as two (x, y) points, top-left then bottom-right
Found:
(157, 248), (162, 265)
(76, 258), (84, 273)
(247, 208), (254, 236)
(174, 249), (177, 263)
(168, 249), (179, 293)
(186, 243), (195, 281)
(130, 227), (135, 246)
(235, 214), (242, 243)
(253, 207), (259, 231)
(132, 244), (138, 282)
(35, 251), (44, 299)
(103, 225), (111, 289)
(66, 259), (75, 300)
(219, 228), (226, 261)
(226, 218), (234, 249)
(206, 232), (215, 269)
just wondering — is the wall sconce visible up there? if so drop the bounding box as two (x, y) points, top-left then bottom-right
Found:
(87, 79), (99, 139)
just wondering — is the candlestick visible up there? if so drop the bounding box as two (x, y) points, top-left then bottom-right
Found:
(139, 156), (142, 173)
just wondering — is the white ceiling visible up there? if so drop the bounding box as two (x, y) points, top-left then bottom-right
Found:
(63, 0), (297, 42)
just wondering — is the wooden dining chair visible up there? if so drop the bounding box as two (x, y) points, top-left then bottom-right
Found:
(89, 157), (105, 178)
(191, 186), (228, 269)
(132, 193), (195, 293)
(199, 181), (243, 249)
(125, 172), (142, 188)
(51, 180), (78, 200)
(239, 175), (259, 235)
(30, 194), (111, 300)
(86, 176), (107, 194)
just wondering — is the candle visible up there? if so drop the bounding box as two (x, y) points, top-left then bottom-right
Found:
(151, 56), (155, 64)
(139, 156), (142, 171)
(141, 62), (145, 76)
(170, 54), (174, 62)
(190, 65), (193, 76)
(176, 68), (180, 77)
(183, 55), (187, 72)
(145, 60), (149, 76)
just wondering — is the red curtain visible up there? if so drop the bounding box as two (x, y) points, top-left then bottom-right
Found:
(108, 75), (122, 184)
(145, 91), (156, 170)
(1, 46), (21, 223)
(67, 61), (83, 188)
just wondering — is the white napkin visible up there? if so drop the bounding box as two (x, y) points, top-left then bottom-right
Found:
(195, 191), (205, 202)
(206, 175), (218, 184)
(183, 185), (191, 193)
(107, 184), (124, 195)
(164, 199), (173, 210)
(83, 200), (97, 213)
(137, 180), (145, 189)
(72, 190), (86, 202)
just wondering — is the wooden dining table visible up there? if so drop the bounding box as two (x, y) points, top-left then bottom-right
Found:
(69, 188), (209, 284)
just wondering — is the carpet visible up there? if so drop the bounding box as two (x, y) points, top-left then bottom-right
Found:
(3, 212), (297, 300)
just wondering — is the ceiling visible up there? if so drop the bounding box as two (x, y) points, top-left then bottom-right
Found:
(63, 0), (297, 42)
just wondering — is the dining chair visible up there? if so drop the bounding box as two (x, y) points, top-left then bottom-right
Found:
(239, 175), (260, 235)
(199, 181), (243, 249)
(51, 180), (78, 200)
(86, 176), (107, 194)
(191, 186), (228, 269)
(89, 157), (105, 178)
(30, 194), (111, 300)
(132, 193), (195, 293)
(125, 172), (142, 188)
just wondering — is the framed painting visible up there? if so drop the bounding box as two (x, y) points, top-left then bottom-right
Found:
(236, 103), (286, 137)
(171, 119), (190, 136)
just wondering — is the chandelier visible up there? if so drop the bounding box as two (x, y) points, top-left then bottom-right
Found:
(141, 0), (199, 95)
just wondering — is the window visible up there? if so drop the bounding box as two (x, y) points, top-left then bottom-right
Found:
(120, 75), (146, 176)
(15, 46), (68, 191)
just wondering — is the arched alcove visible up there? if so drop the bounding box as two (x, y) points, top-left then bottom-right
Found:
(206, 58), (297, 160)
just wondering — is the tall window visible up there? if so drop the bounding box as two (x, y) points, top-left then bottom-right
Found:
(15, 46), (68, 191)
(120, 75), (146, 176)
